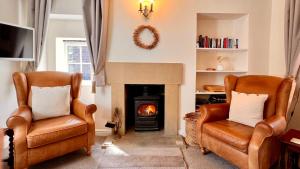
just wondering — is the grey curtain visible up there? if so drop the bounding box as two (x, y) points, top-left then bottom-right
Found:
(82, 0), (110, 92)
(285, 0), (300, 118)
(26, 0), (52, 71)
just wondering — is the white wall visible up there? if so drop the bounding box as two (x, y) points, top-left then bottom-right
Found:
(0, 0), (280, 136)
(94, 0), (273, 135)
(268, 0), (300, 130)
(51, 0), (82, 15)
(46, 19), (85, 70)
(99, 0), (198, 135)
(268, 0), (286, 77)
(0, 0), (22, 128)
(266, 0), (300, 130)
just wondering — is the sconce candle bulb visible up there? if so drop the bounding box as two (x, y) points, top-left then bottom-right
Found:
(150, 0), (154, 12)
(139, 2), (142, 11)
(138, 0), (155, 18)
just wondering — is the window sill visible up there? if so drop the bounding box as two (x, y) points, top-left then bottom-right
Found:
(81, 81), (92, 86)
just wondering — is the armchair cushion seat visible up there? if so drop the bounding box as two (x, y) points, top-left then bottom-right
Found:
(203, 120), (254, 153)
(27, 115), (87, 148)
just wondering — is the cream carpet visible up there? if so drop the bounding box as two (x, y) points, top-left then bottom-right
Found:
(182, 146), (237, 169)
(98, 131), (186, 168)
(28, 131), (186, 169)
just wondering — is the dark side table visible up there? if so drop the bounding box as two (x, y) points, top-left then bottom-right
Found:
(281, 129), (300, 169)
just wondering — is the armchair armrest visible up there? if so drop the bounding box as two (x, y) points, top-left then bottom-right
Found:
(196, 103), (230, 148)
(198, 103), (230, 123)
(6, 106), (32, 132)
(248, 115), (286, 169)
(72, 99), (97, 120)
(6, 106), (32, 169)
(261, 115), (286, 136)
(72, 99), (97, 146)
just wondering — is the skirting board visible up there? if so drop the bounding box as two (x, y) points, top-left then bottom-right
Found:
(95, 129), (112, 136)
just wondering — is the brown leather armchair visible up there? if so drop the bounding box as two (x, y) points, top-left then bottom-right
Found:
(197, 75), (293, 169)
(7, 71), (97, 169)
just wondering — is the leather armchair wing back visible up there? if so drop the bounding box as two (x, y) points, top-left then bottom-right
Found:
(225, 75), (293, 118)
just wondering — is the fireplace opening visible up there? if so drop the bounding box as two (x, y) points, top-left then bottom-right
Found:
(137, 104), (157, 117)
(125, 85), (164, 131)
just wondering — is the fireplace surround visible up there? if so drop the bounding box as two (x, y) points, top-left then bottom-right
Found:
(106, 62), (183, 135)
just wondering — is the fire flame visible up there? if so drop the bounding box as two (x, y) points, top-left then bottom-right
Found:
(138, 104), (157, 116)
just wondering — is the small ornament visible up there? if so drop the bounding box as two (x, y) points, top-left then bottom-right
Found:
(216, 56), (225, 71)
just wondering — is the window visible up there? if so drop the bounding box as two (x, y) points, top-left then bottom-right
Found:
(56, 38), (93, 85)
(60, 40), (93, 83)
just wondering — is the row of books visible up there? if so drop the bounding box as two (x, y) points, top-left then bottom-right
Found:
(197, 35), (239, 49)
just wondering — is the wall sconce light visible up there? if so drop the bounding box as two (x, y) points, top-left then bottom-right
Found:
(139, 0), (154, 18)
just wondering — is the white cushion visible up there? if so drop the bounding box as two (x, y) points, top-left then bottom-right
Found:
(31, 85), (71, 120)
(228, 91), (268, 127)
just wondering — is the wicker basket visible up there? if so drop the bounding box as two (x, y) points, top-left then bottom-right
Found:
(184, 112), (200, 146)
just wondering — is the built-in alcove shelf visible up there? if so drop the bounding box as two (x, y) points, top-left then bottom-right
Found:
(195, 12), (249, 110)
(196, 91), (226, 95)
(196, 70), (247, 73)
(196, 48), (248, 52)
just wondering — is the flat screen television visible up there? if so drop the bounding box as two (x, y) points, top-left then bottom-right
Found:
(0, 21), (34, 61)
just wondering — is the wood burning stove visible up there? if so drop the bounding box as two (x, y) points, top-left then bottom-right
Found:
(125, 85), (164, 131)
(134, 86), (163, 131)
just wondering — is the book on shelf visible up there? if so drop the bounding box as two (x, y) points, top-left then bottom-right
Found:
(197, 35), (239, 49)
(223, 38), (227, 48)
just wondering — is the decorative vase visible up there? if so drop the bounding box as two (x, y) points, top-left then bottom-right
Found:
(216, 64), (224, 71)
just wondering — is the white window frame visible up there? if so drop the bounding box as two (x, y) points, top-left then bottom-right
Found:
(56, 38), (93, 86)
